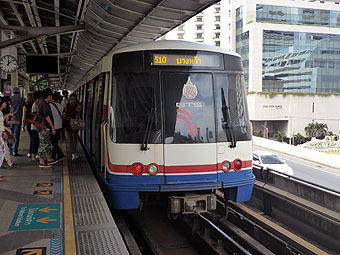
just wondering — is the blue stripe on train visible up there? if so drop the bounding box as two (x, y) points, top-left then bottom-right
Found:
(101, 169), (255, 209)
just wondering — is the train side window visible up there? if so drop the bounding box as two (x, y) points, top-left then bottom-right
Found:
(215, 74), (252, 142)
(113, 72), (161, 144)
(109, 106), (116, 142)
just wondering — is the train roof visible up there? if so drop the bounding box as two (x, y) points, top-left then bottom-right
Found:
(112, 40), (240, 58)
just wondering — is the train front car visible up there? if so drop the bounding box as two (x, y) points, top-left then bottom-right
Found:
(105, 41), (255, 213)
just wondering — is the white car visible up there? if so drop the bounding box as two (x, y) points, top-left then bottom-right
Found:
(253, 150), (294, 175)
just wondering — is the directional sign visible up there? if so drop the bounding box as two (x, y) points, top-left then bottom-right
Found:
(9, 203), (60, 231)
(33, 190), (52, 195)
(16, 247), (46, 255)
(31, 81), (47, 87)
(36, 183), (53, 187)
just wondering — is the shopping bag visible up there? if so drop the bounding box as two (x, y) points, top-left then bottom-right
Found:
(27, 105), (48, 130)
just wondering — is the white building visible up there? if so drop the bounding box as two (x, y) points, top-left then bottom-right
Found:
(164, 0), (340, 138)
(164, 1), (231, 49)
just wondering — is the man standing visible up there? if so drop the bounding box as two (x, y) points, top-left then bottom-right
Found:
(50, 92), (65, 161)
(37, 88), (57, 167)
(60, 90), (69, 141)
(10, 87), (25, 156)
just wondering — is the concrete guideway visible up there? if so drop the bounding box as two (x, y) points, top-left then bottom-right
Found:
(253, 136), (340, 171)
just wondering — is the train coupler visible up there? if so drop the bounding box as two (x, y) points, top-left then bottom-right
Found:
(169, 193), (216, 214)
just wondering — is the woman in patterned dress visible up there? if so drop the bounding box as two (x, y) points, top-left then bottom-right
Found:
(0, 97), (15, 180)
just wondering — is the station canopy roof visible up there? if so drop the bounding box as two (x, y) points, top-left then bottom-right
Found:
(0, 0), (219, 90)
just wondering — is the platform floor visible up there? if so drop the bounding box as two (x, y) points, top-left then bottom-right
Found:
(0, 132), (128, 255)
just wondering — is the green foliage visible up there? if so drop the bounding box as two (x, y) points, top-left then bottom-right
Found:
(327, 131), (335, 136)
(304, 122), (328, 138)
(247, 91), (340, 97)
(253, 130), (263, 137)
(273, 131), (287, 142)
(293, 133), (305, 145)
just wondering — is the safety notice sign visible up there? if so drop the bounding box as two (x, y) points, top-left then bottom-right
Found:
(9, 203), (60, 231)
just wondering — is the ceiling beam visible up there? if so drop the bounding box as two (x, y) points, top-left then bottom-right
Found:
(31, 0), (48, 54)
(0, 9), (29, 53)
(8, 2), (38, 54)
(0, 0), (78, 21)
(0, 24), (85, 50)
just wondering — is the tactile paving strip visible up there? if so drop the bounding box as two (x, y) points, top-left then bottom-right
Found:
(73, 196), (112, 226)
(68, 144), (129, 255)
(70, 175), (99, 194)
(77, 230), (127, 255)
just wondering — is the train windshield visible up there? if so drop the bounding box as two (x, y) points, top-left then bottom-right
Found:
(113, 71), (251, 144)
(163, 73), (215, 144)
(113, 72), (162, 144)
(215, 74), (252, 142)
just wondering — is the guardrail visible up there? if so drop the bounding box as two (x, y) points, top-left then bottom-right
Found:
(249, 164), (340, 253)
(252, 163), (340, 213)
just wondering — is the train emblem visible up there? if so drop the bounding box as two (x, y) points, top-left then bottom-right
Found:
(183, 77), (197, 99)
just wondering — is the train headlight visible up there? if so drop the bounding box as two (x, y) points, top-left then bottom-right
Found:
(132, 163), (143, 176)
(233, 159), (242, 171)
(222, 161), (231, 172)
(147, 164), (158, 175)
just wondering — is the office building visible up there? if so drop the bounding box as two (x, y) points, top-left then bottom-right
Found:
(165, 0), (340, 138)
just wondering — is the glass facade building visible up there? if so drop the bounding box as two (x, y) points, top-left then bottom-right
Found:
(257, 5), (340, 93)
(263, 31), (340, 93)
(236, 6), (249, 89)
(256, 4), (340, 27)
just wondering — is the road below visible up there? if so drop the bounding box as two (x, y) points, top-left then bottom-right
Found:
(253, 145), (340, 192)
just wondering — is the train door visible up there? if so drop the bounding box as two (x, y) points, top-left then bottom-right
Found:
(162, 72), (218, 184)
(80, 85), (86, 141)
(92, 74), (105, 170)
(85, 80), (94, 151)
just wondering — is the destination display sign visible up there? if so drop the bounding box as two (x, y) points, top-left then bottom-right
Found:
(151, 53), (221, 68)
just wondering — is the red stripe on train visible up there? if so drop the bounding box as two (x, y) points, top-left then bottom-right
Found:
(107, 159), (252, 174)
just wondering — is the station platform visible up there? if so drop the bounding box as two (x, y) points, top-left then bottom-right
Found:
(0, 133), (129, 255)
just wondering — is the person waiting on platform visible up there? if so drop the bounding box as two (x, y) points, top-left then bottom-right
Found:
(50, 92), (65, 161)
(1, 97), (14, 168)
(37, 88), (57, 168)
(30, 91), (42, 163)
(63, 93), (81, 160)
(10, 87), (25, 156)
(21, 93), (34, 158)
(60, 90), (69, 141)
(0, 97), (15, 175)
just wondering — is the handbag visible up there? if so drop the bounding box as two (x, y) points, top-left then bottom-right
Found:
(70, 119), (85, 130)
(27, 105), (48, 130)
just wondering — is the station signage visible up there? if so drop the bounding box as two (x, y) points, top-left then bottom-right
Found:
(31, 81), (47, 87)
(9, 203), (60, 231)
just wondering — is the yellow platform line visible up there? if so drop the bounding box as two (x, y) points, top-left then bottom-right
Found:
(62, 142), (76, 255)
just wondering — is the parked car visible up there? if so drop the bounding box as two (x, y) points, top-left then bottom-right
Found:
(253, 150), (294, 175)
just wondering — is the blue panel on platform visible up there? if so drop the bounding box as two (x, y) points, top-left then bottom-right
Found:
(9, 203), (61, 231)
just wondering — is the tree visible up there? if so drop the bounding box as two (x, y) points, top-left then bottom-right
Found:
(305, 122), (317, 137)
(304, 122), (328, 139)
(315, 122), (328, 138)
(293, 133), (305, 145)
(273, 131), (287, 142)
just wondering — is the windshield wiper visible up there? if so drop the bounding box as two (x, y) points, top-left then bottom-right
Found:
(141, 107), (155, 151)
(221, 88), (237, 148)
